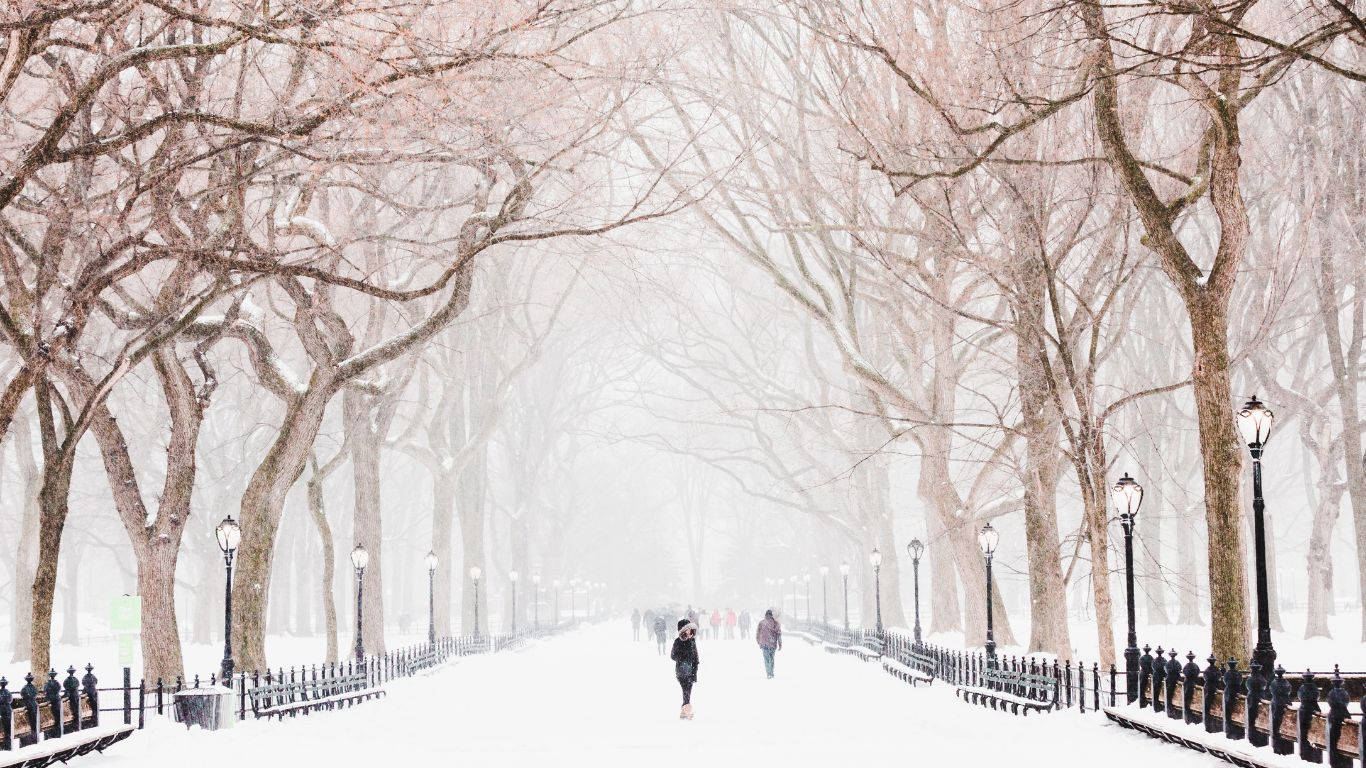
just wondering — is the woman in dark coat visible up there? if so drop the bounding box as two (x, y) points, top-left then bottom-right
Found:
(670, 619), (700, 719)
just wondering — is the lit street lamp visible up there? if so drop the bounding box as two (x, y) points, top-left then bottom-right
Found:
(426, 551), (439, 647)
(1113, 473), (1144, 703)
(1238, 395), (1277, 675)
(906, 539), (924, 645)
(351, 544), (370, 665)
(818, 566), (829, 626)
(870, 548), (883, 636)
(978, 523), (999, 664)
(839, 562), (851, 631)
(215, 515), (241, 687)
(510, 570), (519, 635)
(469, 566), (482, 638)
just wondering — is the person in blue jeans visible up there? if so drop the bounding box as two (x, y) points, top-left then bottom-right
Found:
(755, 609), (782, 678)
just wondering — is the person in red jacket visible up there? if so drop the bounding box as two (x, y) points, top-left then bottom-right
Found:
(709, 608), (722, 640)
(725, 608), (738, 639)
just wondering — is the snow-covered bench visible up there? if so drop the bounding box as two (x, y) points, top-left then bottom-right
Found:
(955, 666), (1058, 715)
(1, 668), (134, 768)
(247, 668), (385, 720)
(883, 649), (936, 686)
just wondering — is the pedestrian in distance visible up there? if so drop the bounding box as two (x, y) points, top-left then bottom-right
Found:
(643, 609), (655, 642)
(755, 609), (782, 679)
(671, 619), (700, 719)
(631, 608), (642, 641)
(725, 607), (737, 639)
(653, 614), (668, 654)
(738, 609), (751, 639)
(709, 608), (722, 640)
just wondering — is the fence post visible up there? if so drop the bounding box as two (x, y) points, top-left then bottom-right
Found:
(1201, 656), (1222, 733)
(1324, 668), (1349, 768)
(1138, 645), (1153, 707)
(63, 668), (80, 733)
(82, 666), (98, 728)
(239, 673), (247, 721)
(1109, 664), (1117, 708)
(1269, 666), (1294, 755)
(43, 670), (62, 739)
(1093, 663), (1101, 712)
(1295, 670), (1322, 763)
(1079, 661), (1087, 714)
(0, 677), (11, 750)
(1065, 661), (1073, 709)
(1223, 659), (1244, 740)
(137, 679), (146, 730)
(1152, 647), (1166, 714)
(120, 668), (132, 726)
(19, 674), (38, 746)
(1163, 651), (1180, 719)
(1246, 663), (1267, 747)
(1181, 652), (1200, 724)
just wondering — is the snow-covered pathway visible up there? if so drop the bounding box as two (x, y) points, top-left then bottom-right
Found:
(89, 622), (1216, 768)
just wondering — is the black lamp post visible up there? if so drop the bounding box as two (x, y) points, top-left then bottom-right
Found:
(978, 523), (998, 664)
(1113, 472), (1144, 703)
(1238, 395), (1277, 675)
(425, 551), (438, 647)
(553, 579), (562, 626)
(469, 566), (482, 638)
(870, 548), (883, 635)
(532, 573), (541, 631)
(819, 566), (829, 627)
(906, 539), (924, 645)
(215, 515), (241, 687)
(510, 570), (519, 635)
(839, 562), (851, 631)
(351, 544), (369, 665)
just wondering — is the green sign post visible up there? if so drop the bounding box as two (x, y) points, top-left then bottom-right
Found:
(110, 595), (142, 667)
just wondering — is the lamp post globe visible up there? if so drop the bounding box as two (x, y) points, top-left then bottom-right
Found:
(906, 538), (924, 646)
(469, 566), (482, 638)
(1112, 472), (1144, 701)
(425, 551), (438, 647)
(839, 561), (851, 631)
(350, 544), (369, 665)
(1238, 395), (1277, 675)
(215, 515), (241, 686)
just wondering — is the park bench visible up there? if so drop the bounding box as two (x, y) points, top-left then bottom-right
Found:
(247, 668), (385, 721)
(955, 664), (1059, 715)
(1, 668), (135, 768)
(1103, 650), (1364, 768)
(883, 648), (936, 687)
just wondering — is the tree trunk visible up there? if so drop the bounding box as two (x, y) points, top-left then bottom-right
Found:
(58, 549), (78, 645)
(344, 389), (387, 655)
(134, 544), (185, 683)
(233, 383), (336, 673)
(1139, 439), (1170, 625)
(30, 381), (76, 677)
(11, 417), (38, 663)
(431, 472), (456, 636)
(1188, 298), (1251, 662)
(306, 458), (339, 663)
(1303, 470), (1341, 638)
(459, 447), (488, 635)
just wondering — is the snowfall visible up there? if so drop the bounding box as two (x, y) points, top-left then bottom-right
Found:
(70, 622), (1225, 768)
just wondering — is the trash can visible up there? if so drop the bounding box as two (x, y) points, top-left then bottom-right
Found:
(172, 687), (237, 730)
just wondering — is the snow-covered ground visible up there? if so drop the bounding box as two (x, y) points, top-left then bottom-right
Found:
(81, 621), (1217, 768)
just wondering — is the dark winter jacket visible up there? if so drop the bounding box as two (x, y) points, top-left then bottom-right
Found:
(653, 616), (667, 637)
(756, 614), (782, 650)
(671, 620), (700, 681)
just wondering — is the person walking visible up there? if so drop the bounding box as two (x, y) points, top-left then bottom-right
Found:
(738, 609), (752, 639)
(653, 614), (668, 654)
(643, 609), (655, 642)
(725, 608), (737, 639)
(709, 608), (722, 640)
(671, 618), (700, 719)
(755, 609), (782, 679)
(631, 608), (642, 641)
